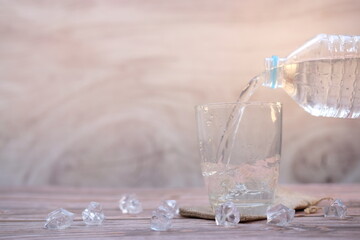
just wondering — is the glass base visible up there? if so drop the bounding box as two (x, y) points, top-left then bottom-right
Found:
(211, 202), (270, 217)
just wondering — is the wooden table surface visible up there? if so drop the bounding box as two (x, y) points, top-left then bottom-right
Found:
(0, 184), (359, 239)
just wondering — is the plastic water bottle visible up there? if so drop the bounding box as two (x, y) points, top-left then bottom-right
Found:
(263, 34), (360, 118)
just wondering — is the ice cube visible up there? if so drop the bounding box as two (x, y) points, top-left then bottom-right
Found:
(119, 194), (142, 214)
(158, 200), (179, 218)
(150, 208), (172, 231)
(324, 199), (347, 219)
(266, 204), (295, 226)
(215, 202), (240, 226)
(82, 202), (105, 225)
(44, 208), (74, 230)
(227, 183), (248, 198)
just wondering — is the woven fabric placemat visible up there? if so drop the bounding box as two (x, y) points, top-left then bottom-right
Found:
(179, 187), (323, 222)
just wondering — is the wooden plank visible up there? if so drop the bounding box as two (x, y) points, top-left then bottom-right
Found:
(0, 216), (359, 240)
(0, 184), (359, 239)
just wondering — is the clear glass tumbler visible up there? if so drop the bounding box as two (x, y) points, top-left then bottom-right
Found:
(195, 102), (282, 216)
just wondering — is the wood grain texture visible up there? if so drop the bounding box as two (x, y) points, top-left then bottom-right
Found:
(0, 0), (360, 187)
(0, 184), (359, 239)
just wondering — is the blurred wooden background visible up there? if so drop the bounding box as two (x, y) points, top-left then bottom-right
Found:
(0, 0), (360, 188)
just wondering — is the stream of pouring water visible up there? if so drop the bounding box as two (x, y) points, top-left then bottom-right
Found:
(215, 73), (266, 165)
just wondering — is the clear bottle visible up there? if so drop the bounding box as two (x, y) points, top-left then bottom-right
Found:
(263, 34), (360, 118)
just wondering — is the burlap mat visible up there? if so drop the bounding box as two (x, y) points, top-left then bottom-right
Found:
(180, 187), (325, 222)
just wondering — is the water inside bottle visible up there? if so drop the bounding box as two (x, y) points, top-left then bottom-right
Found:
(281, 57), (360, 118)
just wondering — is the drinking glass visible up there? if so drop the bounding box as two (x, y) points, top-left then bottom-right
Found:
(195, 102), (282, 216)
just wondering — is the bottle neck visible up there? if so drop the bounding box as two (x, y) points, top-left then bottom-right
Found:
(263, 56), (286, 89)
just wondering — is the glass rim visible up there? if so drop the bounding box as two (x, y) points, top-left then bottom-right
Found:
(195, 101), (282, 109)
